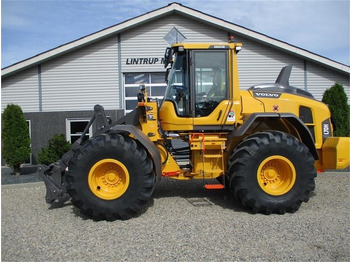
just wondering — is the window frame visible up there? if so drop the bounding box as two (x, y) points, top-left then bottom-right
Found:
(66, 118), (93, 144)
(124, 72), (167, 113)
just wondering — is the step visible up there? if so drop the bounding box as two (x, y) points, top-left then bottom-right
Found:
(204, 184), (225, 190)
(204, 154), (223, 158)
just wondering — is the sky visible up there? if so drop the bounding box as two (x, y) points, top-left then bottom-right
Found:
(1, 0), (349, 68)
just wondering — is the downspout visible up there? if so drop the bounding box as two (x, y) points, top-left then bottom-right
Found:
(304, 60), (308, 91)
(38, 64), (42, 112)
(118, 34), (123, 113)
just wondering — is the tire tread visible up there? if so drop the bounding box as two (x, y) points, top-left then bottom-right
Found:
(228, 131), (316, 215)
(66, 134), (155, 220)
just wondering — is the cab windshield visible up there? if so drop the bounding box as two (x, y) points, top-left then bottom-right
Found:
(164, 52), (189, 116)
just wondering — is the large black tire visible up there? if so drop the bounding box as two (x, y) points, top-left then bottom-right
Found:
(66, 134), (155, 220)
(228, 131), (316, 214)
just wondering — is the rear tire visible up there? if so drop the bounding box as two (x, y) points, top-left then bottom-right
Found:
(67, 134), (155, 220)
(227, 131), (316, 214)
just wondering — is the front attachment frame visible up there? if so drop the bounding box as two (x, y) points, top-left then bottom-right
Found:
(39, 104), (109, 207)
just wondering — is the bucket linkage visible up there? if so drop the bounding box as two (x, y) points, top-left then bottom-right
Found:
(39, 104), (109, 207)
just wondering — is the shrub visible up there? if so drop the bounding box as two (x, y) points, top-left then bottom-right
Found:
(322, 83), (350, 137)
(2, 104), (31, 173)
(38, 134), (71, 165)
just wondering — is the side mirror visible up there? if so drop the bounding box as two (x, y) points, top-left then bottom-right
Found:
(164, 47), (172, 68)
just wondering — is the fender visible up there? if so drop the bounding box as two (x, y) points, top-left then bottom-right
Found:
(233, 113), (319, 160)
(95, 106), (162, 180)
(109, 124), (162, 180)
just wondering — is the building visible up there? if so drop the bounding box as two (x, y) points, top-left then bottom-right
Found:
(2, 3), (349, 164)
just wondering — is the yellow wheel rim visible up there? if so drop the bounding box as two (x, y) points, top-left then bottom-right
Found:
(88, 159), (130, 200)
(257, 155), (296, 196)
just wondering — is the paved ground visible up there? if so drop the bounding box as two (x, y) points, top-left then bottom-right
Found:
(1, 166), (42, 185)
(1, 169), (349, 261)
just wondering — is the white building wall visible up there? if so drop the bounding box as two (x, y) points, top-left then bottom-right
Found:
(121, 14), (227, 72)
(41, 37), (119, 112)
(306, 62), (350, 103)
(235, 35), (349, 103)
(1, 67), (39, 112)
(235, 36), (305, 90)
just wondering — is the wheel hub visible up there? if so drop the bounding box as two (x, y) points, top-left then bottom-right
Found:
(260, 163), (279, 183)
(102, 167), (122, 186)
(88, 159), (130, 200)
(257, 155), (296, 196)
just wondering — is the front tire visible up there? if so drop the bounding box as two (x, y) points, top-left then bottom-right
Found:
(67, 134), (155, 220)
(228, 131), (316, 214)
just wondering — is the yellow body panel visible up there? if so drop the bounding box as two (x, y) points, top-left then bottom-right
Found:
(321, 137), (350, 170)
(240, 90), (332, 149)
(193, 100), (234, 126)
(190, 134), (226, 179)
(139, 101), (162, 141)
(159, 101), (193, 131)
(161, 153), (181, 177)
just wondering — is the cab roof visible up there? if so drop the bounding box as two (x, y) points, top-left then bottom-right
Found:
(172, 42), (242, 50)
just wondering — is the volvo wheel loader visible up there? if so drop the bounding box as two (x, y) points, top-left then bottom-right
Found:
(40, 41), (350, 220)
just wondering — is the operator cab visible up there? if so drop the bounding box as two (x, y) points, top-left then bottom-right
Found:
(159, 43), (242, 131)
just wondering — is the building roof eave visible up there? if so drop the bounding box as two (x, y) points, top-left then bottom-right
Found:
(2, 2), (349, 78)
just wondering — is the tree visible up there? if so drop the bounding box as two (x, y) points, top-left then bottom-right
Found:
(38, 134), (71, 165)
(2, 104), (31, 173)
(322, 82), (350, 137)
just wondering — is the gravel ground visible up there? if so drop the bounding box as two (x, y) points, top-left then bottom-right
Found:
(1, 168), (349, 261)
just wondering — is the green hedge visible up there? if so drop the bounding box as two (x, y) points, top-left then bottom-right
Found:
(2, 104), (31, 173)
(322, 83), (350, 137)
(38, 134), (71, 165)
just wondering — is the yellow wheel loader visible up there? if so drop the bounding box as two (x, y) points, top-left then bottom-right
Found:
(39, 41), (350, 220)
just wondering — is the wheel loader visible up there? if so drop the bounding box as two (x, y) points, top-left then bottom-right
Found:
(39, 41), (350, 220)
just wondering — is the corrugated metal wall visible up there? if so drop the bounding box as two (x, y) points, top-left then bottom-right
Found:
(1, 67), (39, 112)
(235, 36), (305, 90)
(234, 36), (349, 103)
(307, 62), (350, 102)
(121, 14), (227, 72)
(41, 37), (119, 112)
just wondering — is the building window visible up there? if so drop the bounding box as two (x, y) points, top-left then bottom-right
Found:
(164, 27), (186, 46)
(66, 119), (92, 143)
(124, 72), (167, 113)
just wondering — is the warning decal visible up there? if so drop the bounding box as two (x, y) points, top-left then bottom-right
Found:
(272, 105), (280, 112)
(227, 110), (235, 122)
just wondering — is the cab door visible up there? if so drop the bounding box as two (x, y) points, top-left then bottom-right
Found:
(160, 50), (193, 131)
(191, 50), (233, 129)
